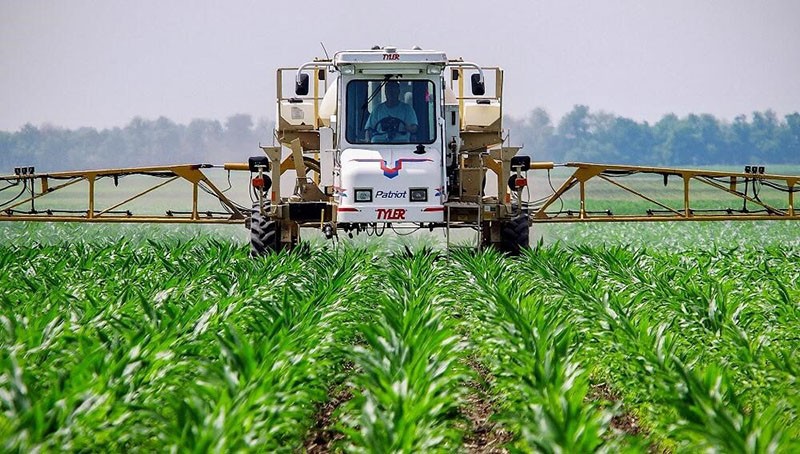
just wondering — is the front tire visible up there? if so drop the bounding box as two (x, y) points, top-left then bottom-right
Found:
(250, 206), (280, 257)
(499, 215), (530, 256)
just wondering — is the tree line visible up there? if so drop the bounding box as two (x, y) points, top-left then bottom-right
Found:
(0, 114), (272, 173)
(507, 106), (799, 166)
(1, 107), (798, 173)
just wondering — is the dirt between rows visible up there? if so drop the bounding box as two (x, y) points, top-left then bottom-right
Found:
(460, 358), (513, 453)
(303, 363), (648, 452)
(587, 381), (668, 453)
(302, 357), (512, 453)
(586, 382), (644, 436)
(304, 387), (352, 453)
(302, 381), (511, 452)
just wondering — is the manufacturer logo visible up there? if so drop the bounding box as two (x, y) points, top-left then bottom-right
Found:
(377, 208), (406, 220)
(352, 158), (433, 179)
(376, 190), (406, 199)
(383, 53), (400, 60)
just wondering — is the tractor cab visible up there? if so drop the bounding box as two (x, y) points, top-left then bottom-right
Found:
(332, 47), (449, 224)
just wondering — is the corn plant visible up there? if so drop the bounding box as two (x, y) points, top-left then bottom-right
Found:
(340, 252), (467, 452)
(450, 249), (616, 452)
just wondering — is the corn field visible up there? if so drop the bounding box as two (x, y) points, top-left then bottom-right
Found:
(1, 223), (799, 452)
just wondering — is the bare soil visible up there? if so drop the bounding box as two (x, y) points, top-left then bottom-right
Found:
(304, 386), (352, 454)
(586, 382), (644, 437)
(460, 358), (513, 453)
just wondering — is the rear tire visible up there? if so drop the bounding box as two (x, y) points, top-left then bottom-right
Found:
(499, 215), (530, 256)
(250, 206), (280, 257)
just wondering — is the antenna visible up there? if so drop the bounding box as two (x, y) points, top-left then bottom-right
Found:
(320, 41), (330, 59)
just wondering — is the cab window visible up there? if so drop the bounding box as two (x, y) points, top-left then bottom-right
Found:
(346, 79), (436, 144)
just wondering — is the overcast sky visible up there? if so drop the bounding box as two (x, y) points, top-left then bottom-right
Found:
(1, 0), (798, 131)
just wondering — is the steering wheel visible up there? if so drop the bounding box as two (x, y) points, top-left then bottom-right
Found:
(376, 116), (406, 139)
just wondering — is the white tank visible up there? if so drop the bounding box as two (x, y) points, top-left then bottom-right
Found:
(318, 84), (338, 127)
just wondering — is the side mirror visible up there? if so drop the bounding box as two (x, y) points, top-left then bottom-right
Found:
(510, 155), (531, 171)
(248, 156), (270, 172)
(295, 73), (309, 96)
(471, 73), (485, 96)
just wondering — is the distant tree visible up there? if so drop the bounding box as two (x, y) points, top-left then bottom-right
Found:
(98, 127), (127, 168)
(552, 106), (625, 163)
(556, 105), (591, 162)
(585, 111), (623, 163)
(186, 119), (224, 161)
(603, 117), (654, 165)
(505, 108), (555, 160)
(557, 105), (591, 141)
(729, 114), (753, 162)
(151, 116), (182, 163)
(781, 113), (800, 164)
(0, 131), (14, 170)
(222, 114), (257, 161)
(750, 111), (782, 163)
(652, 114), (680, 165)
(696, 114), (724, 164)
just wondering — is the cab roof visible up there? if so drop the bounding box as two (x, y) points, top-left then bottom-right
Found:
(333, 46), (448, 65)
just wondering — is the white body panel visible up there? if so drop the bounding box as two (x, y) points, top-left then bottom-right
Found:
(319, 127), (334, 188)
(278, 101), (315, 126)
(318, 85), (337, 127)
(463, 100), (501, 128)
(334, 49), (448, 65)
(336, 147), (444, 223)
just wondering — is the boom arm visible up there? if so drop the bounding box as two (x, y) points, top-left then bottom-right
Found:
(0, 164), (249, 224)
(529, 162), (798, 223)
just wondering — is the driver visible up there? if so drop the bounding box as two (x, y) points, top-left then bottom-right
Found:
(365, 81), (418, 142)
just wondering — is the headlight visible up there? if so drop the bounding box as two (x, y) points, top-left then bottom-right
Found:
(354, 188), (373, 202)
(409, 188), (427, 202)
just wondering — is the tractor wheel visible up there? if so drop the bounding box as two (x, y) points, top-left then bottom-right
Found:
(250, 205), (280, 257)
(499, 215), (530, 256)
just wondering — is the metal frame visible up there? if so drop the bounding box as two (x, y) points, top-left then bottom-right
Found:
(531, 162), (799, 223)
(0, 164), (247, 223)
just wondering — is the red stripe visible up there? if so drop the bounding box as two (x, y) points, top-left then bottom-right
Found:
(423, 207), (445, 212)
(338, 207), (359, 212)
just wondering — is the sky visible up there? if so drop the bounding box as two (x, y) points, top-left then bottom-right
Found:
(1, 0), (799, 131)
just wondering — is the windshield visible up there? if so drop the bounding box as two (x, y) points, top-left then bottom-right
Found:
(345, 79), (436, 144)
